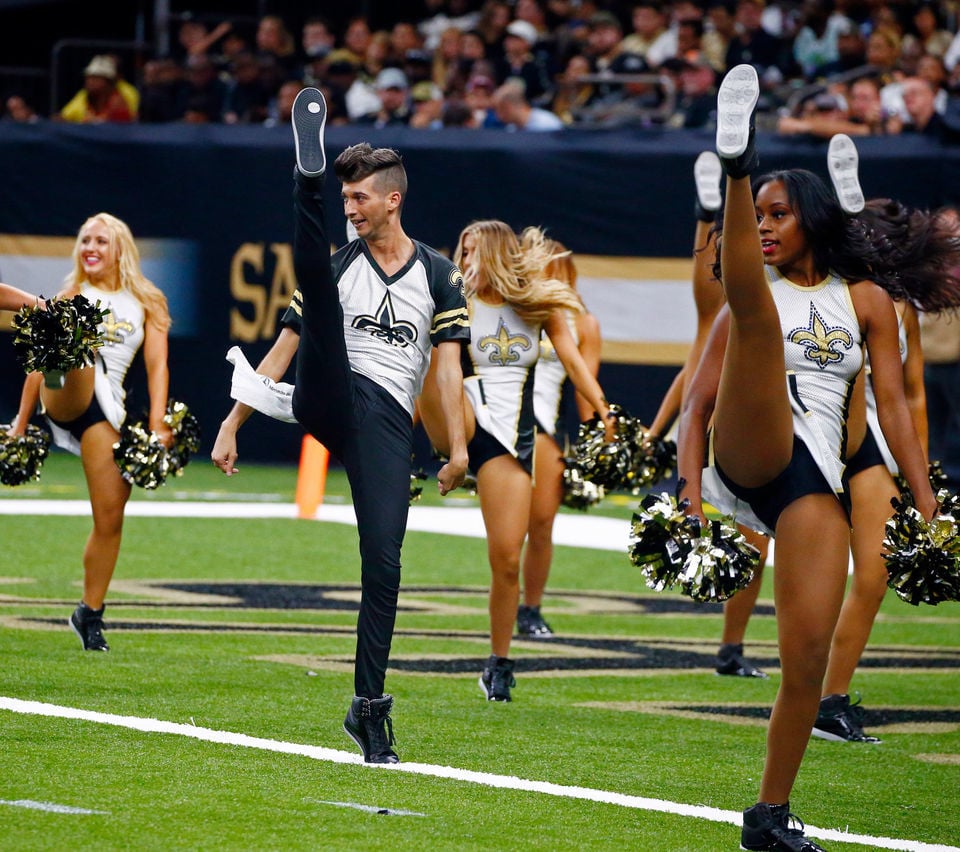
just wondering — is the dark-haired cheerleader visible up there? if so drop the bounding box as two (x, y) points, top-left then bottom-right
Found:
(678, 65), (960, 851)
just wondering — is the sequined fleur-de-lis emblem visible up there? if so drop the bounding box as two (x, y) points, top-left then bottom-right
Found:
(352, 292), (418, 348)
(101, 310), (135, 344)
(478, 318), (532, 366)
(790, 304), (853, 369)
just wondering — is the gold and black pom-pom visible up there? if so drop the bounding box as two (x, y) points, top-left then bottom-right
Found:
(12, 295), (106, 375)
(680, 519), (760, 602)
(561, 457), (605, 510)
(0, 423), (52, 486)
(410, 467), (427, 503)
(573, 404), (637, 490)
(629, 487), (760, 602)
(113, 399), (200, 489)
(628, 491), (700, 591)
(113, 421), (169, 489)
(883, 488), (960, 606)
(163, 400), (201, 477)
(623, 434), (678, 493)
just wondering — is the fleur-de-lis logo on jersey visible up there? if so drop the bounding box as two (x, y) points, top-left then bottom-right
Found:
(790, 304), (854, 369)
(479, 318), (532, 366)
(102, 310), (135, 345)
(352, 292), (418, 348)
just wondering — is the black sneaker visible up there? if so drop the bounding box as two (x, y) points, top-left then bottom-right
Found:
(716, 643), (768, 678)
(479, 655), (516, 702)
(343, 695), (399, 763)
(741, 802), (827, 851)
(812, 693), (881, 743)
(826, 133), (865, 215)
(517, 605), (553, 637)
(69, 602), (109, 651)
(716, 64), (760, 179)
(291, 87), (327, 177)
(693, 150), (723, 222)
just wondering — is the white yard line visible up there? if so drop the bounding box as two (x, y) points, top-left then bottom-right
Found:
(0, 798), (108, 815)
(0, 499), (632, 552)
(0, 697), (953, 852)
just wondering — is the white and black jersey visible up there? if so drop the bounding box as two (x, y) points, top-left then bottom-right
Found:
(702, 267), (864, 535)
(462, 298), (540, 460)
(284, 239), (468, 416)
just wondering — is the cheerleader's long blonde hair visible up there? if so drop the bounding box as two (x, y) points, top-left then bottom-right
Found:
(454, 220), (583, 325)
(63, 213), (171, 332)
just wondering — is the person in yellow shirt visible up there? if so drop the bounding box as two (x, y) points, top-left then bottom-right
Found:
(59, 55), (138, 123)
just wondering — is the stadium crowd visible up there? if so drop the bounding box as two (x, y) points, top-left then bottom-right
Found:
(5, 0), (960, 138)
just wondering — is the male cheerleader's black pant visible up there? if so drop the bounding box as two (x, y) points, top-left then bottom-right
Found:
(291, 171), (412, 700)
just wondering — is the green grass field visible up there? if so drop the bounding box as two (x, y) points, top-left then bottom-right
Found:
(1, 452), (958, 851)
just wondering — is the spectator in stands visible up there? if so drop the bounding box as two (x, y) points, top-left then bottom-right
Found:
(514, 0), (560, 79)
(622, 1), (676, 69)
(777, 77), (887, 138)
(819, 16), (867, 76)
(363, 30), (393, 80)
(301, 16), (336, 63)
(492, 78), (564, 129)
(475, 0), (512, 65)
(791, 0), (851, 81)
(583, 11), (650, 112)
(550, 53), (595, 124)
(255, 14), (299, 79)
(390, 21), (425, 64)
(342, 16), (374, 69)
(496, 19), (552, 103)
(3, 94), (39, 123)
(403, 49), (435, 87)
(887, 76), (950, 138)
(264, 79), (304, 128)
(917, 52), (950, 114)
(409, 81), (445, 128)
(441, 97), (478, 127)
(420, 0), (481, 51)
(675, 17), (707, 66)
(59, 55), (135, 123)
(175, 18), (233, 61)
(465, 73), (503, 127)
(358, 67), (412, 127)
(457, 29), (490, 82)
(323, 51), (381, 122)
(663, 54), (718, 128)
(703, 0), (736, 74)
(902, 2), (953, 62)
(432, 26), (466, 91)
(725, 0), (787, 89)
(139, 57), (187, 123)
(176, 54), (227, 123)
(222, 52), (271, 124)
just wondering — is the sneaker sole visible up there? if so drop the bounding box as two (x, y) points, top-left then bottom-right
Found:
(827, 133), (865, 214)
(716, 65), (759, 159)
(811, 726), (855, 742)
(694, 151), (723, 212)
(292, 88), (327, 177)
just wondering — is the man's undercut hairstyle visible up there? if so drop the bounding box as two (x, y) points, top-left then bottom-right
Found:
(334, 142), (408, 198)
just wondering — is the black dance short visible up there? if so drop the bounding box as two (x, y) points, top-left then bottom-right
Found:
(48, 394), (108, 443)
(845, 427), (886, 478)
(468, 424), (533, 476)
(714, 434), (850, 533)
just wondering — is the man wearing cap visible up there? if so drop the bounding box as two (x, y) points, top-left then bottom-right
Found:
(59, 55), (137, 123)
(358, 67), (412, 127)
(319, 50), (380, 121)
(496, 19), (551, 103)
(663, 55), (718, 128)
(409, 81), (445, 129)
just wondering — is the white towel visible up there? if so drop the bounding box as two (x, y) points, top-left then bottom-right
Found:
(226, 346), (297, 423)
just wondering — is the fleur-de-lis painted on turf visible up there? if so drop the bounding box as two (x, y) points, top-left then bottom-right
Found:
(352, 292), (418, 347)
(478, 318), (532, 366)
(789, 304), (853, 369)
